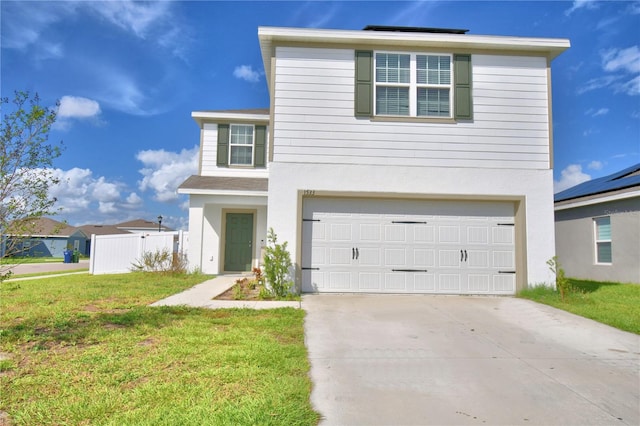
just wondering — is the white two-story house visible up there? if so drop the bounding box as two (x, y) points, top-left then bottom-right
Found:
(178, 25), (570, 295)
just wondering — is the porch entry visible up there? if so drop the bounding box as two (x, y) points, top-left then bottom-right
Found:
(224, 213), (254, 272)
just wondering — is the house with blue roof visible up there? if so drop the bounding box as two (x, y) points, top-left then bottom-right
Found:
(554, 163), (640, 284)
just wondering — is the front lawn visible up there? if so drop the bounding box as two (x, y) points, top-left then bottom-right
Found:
(0, 273), (319, 425)
(519, 278), (640, 334)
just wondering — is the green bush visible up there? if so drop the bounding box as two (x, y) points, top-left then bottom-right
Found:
(131, 249), (188, 274)
(263, 228), (294, 298)
(547, 256), (571, 301)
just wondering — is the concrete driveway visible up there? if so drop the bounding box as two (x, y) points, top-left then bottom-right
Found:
(302, 294), (640, 426)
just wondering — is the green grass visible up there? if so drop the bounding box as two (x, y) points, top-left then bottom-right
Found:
(9, 269), (89, 279)
(0, 273), (320, 425)
(2, 257), (65, 264)
(519, 278), (640, 334)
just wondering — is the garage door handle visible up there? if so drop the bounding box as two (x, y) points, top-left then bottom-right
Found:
(352, 248), (355, 260)
(464, 250), (468, 262)
(461, 250), (464, 262)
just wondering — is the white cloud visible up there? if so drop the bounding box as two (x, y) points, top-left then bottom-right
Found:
(565, 0), (599, 16)
(136, 146), (199, 202)
(602, 46), (640, 74)
(585, 108), (609, 117)
(48, 167), (143, 222)
(86, 1), (171, 39)
(554, 164), (591, 193)
(58, 96), (101, 118)
(233, 65), (261, 83)
(588, 160), (604, 170)
(617, 75), (640, 96)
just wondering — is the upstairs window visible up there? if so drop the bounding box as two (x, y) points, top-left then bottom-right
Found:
(594, 216), (612, 264)
(229, 124), (254, 166)
(355, 51), (471, 120)
(216, 123), (267, 168)
(374, 52), (452, 118)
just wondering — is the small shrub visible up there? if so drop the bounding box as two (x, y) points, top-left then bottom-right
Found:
(131, 249), (188, 274)
(547, 256), (571, 301)
(263, 228), (294, 298)
(232, 283), (245, 300)
(258, 286), (273, 300)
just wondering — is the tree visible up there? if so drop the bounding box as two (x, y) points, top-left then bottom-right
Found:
(1, 91), (62, 280)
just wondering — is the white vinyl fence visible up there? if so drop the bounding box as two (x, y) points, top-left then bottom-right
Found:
(89, 231), (188, 275)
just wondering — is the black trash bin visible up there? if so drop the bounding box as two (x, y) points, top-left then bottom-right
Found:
(63, 249), (72, 263)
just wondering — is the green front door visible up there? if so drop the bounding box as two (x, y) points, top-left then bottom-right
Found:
(224, 213), (253, 272)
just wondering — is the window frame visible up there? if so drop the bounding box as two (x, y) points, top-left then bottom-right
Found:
(374, 51), (453, 118)
(228, 123), (255, 167)
(593, 216), (612, 265)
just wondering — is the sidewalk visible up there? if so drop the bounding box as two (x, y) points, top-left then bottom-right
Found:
(150, 274), (301, 310)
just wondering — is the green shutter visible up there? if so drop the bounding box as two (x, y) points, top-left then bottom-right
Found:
(217, 123), (229, 166)
(454, 54), (472, 120)
(355, 50), (373, 117)
(254, 125), (266, 167)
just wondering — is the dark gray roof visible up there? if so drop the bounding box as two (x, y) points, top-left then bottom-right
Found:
(5, 217), (86, 238)
(363, 25), (469, 34)
(78, 225), (131, 236)
(179, 175), (268, 192)
(115, 219), (173, 232)
(555, 163), (640, 202)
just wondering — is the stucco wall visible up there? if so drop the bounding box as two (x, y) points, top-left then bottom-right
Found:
(555, 197), (640, 284)
(187, 194), (267, 274)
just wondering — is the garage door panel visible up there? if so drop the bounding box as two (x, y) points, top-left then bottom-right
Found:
(414, 273), (436, 291)
(413, 249), (435, 268)
(329, 272), (351, 290)
(358, 247), (381, 266)
(468, 274), (490, 292)
(414, 225), (435, 243)
(493, 250), (515, 268)
(330, 248), (352, 265)
(359, 223), (381, 241)
(385, 248), (407, 266)
(439, 274), (461, 292)
(385, 273), (408, 291)
(358, 272), (381, 290)
(302, 198), (516, 295)
(439, 226), (461, 243)
(467, 250), (489, 268)
(493, 275), (516, 292)
(439, 250), (461, 268)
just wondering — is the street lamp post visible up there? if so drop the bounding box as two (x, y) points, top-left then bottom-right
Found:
(157, 215), (163, 232)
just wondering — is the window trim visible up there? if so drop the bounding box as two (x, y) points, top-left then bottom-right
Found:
(228, 123), (255, 167)
(593, 216), (612, 265)
(373, 51), (453, 118)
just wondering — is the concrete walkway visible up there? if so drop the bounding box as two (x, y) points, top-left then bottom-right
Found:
(150, 274), (301, 309)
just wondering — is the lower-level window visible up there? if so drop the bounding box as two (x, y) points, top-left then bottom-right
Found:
(594, 216), (612, 264)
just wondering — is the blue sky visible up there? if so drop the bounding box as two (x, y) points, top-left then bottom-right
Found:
(2, 1), (639, 230)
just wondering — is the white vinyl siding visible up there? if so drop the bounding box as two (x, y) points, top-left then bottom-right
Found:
(273, 47), (550, 170)
(594, 216), (612, 264)
(200, 124), (269, 177)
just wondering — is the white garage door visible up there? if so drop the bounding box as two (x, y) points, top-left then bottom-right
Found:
(302, 198), (516, 295)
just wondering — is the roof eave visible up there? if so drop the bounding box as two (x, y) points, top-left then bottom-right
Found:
(259, 26), (570, 89)
(192, 111), (270, 127)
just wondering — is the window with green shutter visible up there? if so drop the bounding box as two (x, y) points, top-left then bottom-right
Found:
(355, 50), (472, 120)
(217, 123), (267, 168)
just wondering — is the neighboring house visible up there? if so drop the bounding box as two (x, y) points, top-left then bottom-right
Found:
(78, 224), (131, 256)
(1, 217), (88, 258)
(555, 163), (640, 284)
(179, 25), (570, 295)
(115, 219), (173, 234)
